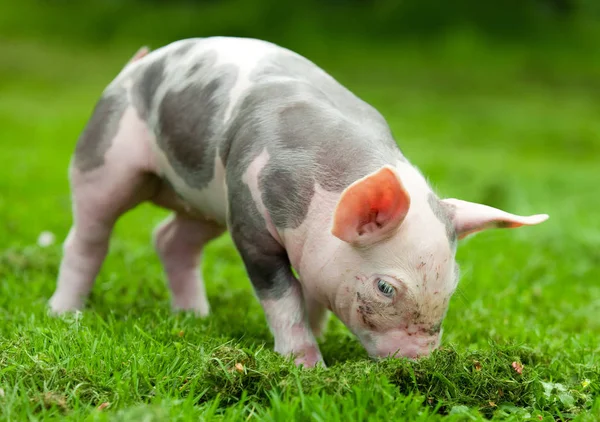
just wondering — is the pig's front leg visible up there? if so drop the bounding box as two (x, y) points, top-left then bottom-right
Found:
(231, 230), (323, 367)
(259, 270), (324, 367)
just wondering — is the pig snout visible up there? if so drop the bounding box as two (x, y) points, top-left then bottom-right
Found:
(364, 328), (442, 360)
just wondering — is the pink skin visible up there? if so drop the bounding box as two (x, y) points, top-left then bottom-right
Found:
(260, 282), (323, 367)
(153, 215), (223, 315)
(367, 328), (442, 359)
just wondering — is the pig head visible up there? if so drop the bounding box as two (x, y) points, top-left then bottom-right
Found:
(284, 163), (548, 360)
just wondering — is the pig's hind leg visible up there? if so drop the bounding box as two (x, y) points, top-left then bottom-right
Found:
(152, 214), (223, 316)
(49, 91), (158, 313)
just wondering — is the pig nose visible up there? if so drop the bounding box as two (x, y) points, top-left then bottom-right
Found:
(376, 339), (438, 360)
(375, 344), (427, 360)
(397, 345), (427, 359)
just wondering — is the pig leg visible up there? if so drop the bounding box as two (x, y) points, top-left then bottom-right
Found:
(230, 230), (323, 367)
(153, 214), (223, 315)
(49, 97), (157, 313)
(49, 168), (156, 313)
(253, 264), (323, 367)
(228, 155), (323, 367)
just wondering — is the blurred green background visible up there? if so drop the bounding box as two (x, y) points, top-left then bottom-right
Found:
(2, 0), (600, 162)
(2, 0), (600, 46)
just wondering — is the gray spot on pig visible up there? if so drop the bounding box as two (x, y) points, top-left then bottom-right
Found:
(224, 78), (402, 229)
(73, 85), (128, 172)
(254, 53), (408, 160)
(314, 127), (390, 191)
(260, 167), (315, 228)
(428, 193), (457, 245)
(227, 160), (293, 299)
(156, 52), (238, 189)
(172, 40), (196, 57)
(255, 54), (390, 131)
(186, 63), (201, 78)
(132, 57), (166, 119)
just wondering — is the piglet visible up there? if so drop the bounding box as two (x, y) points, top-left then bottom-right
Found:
(49, 37), (548, 367)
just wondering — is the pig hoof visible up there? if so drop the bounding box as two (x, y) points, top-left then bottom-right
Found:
(294, 355), (326, 368)
(171, 293), (210, 317)
(172, 303), (210, 318)
(48, 296), (84, 315)
(292, 347), (326, 368)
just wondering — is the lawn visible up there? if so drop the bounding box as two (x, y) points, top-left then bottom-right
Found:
(0, 34), (599, 420)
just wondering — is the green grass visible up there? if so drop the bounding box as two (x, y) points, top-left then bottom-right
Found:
(0, 36), (599, 421)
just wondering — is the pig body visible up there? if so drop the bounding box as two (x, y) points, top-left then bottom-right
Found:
(50, 37), (548, 366)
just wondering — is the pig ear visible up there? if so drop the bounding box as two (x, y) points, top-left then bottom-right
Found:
(441, 198), (549, 240)
(332, 165), (411, 245)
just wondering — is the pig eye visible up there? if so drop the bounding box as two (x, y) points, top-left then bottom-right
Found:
(376, 279), (395, 298)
